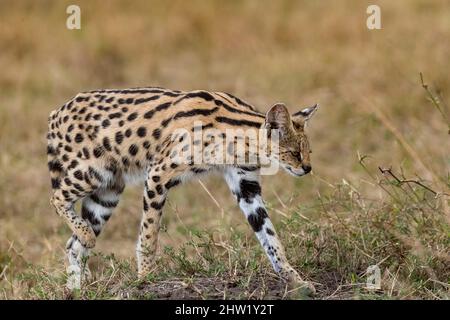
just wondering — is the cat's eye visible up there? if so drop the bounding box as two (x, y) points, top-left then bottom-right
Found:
(290, 151), (301, 160)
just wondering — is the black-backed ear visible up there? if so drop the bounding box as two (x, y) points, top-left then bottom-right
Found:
(265, 103), (292, 132)
(292, 104), (319, 122)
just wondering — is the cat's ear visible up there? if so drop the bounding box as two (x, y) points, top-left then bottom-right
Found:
(292, 104), (319, 122)
(265, 103), (292, 131)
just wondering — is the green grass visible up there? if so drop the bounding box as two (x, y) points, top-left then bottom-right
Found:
(3, 159), (448, 300)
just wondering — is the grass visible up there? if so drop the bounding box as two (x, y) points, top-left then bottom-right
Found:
(3, 157), (449, 299)
(0, 0), (449, 299)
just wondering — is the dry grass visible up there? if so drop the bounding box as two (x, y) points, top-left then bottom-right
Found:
(0, 0), (449, 299)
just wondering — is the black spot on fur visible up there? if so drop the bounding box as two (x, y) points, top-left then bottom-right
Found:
(191, 167), (206, 174)
(122, 157), (130, 167)
(51, 178), (60, 189)
(72, 183), (84, 192)
(238, 179), (261, 203)
(74, 133), (84, 143)
(147, 189), (155, 199)
(129, 144), (139, 156)
(48, 160), (63, 172)
(150, 199), (166, 210)
(73, 170), (83, 181)
(143, 102), (171, 119)
(93, 146), (104, 158)
(62, 190), (71, 200)
(68, 159), (79, 170)
(82, 147), (90, 159)
(155, 184), (164, 195)
(102, 119), (111, 128)
(127, 112), (138, 121)
(109, 112), (122, 119)
(152, 128), (161, 139)
(165, 179), (180, 189)
(247, 208), (268, 232)
(161, 118), (171, 127)
(115, 131), (124, 144)
(103, 137), (112, 151)
(137, 127), (147, 137)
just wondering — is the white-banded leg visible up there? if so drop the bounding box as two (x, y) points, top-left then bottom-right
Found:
(66, 178), (124, 282)
(224, 166), (315, 295)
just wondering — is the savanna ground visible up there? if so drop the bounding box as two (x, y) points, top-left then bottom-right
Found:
(0, 0), (449, 300)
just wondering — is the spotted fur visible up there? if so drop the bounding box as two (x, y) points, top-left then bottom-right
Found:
(47, 87), (318, 293)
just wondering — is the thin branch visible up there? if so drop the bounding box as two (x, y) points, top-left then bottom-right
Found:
(197, 179), (224, 218)
(378, 166), (439, 196)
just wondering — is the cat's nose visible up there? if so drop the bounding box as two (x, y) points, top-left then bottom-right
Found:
(302, 164), (312, 174)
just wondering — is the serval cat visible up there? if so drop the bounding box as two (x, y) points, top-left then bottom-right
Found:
(47, 87), (318, 294)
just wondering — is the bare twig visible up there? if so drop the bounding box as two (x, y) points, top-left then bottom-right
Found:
(198, 179), (224, 218)
(378, 166), (444, 196)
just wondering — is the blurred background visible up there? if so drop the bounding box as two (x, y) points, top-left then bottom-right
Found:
(0, 0), (448, 299)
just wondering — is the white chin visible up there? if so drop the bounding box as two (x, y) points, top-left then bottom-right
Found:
(285, 167), (305, 177)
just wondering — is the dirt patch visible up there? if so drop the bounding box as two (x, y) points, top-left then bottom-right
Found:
(112, 273), (364, 300)
(118, 276), (291, 300)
